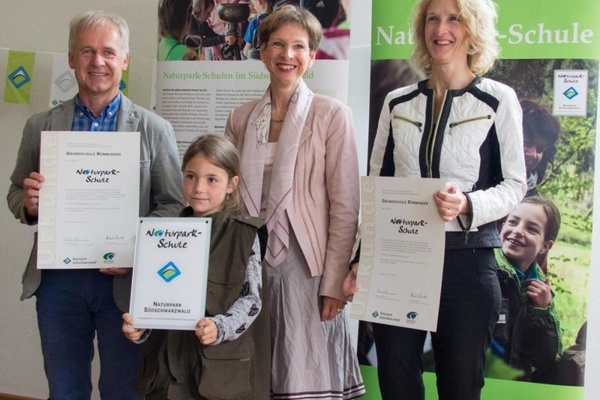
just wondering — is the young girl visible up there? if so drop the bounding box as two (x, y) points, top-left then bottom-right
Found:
(493, 196), (562, 380)
(122, 134), (269, 399)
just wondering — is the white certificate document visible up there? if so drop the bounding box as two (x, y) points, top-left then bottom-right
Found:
(350, 176), (447, 332)
(129, 217), (212, 330)
(37, 131), (140, 269)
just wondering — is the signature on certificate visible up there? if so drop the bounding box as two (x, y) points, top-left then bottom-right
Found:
(106, 234), (125, 240)
(64, 237), (91, 245)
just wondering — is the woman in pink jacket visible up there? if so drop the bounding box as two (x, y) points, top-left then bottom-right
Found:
(225, 5), (364, 399)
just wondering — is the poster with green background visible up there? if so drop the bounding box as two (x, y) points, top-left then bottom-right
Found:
(360, 1), (598, 398)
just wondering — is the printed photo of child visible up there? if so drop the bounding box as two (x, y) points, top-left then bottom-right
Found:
(492, 196), (562, 381)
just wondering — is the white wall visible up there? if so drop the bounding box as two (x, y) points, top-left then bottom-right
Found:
(1, 1), (599, 399)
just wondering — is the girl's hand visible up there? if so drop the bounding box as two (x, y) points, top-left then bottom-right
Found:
(433, 182), (469, 222)
(196, 318), (218, 345)
(526, 279), (552, 308)
(122, 313), (146, 342)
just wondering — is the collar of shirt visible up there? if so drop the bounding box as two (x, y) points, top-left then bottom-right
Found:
(71, 93), (122, 132)
(516, 262), (541, 289)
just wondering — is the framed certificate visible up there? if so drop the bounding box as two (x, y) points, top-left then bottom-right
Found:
(350, 176), (447, 332)
(129, 217), (212, 330)
(37, 131), (140, 269)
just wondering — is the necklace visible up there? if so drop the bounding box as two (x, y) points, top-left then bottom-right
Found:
(271, 118), (284, 123)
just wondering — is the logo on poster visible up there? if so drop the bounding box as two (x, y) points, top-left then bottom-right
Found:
(563, 87), (579, 100)
(8, 66), (31, 89)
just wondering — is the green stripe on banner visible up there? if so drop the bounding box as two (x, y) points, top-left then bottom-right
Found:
(371, 0), (600, 60)
(4, 50), (35, 105)
(359, 365), (584, 400)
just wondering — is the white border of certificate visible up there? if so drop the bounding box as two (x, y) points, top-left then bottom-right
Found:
(129, 217), (211, 331)
(350, 176), (446, 332)
(37, 131), (140, 269)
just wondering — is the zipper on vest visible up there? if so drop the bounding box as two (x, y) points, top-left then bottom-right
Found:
(393, 115), (423, 132)
(448, 115), (491, 128)
(426, 91), (447, 178)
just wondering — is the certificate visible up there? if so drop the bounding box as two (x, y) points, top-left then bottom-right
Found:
(37, 131), (140, 269)
(129, 217), (211, 330)
(350, 176), (446, 332)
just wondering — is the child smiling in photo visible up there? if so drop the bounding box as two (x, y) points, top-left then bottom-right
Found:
(492, 196), (563, 381)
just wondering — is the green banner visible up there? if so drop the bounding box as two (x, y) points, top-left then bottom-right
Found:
(4, 50), (35, 105)
(365, 1), (594, 399)
(359, 366), (584, 400)
(372, 0), (600, 60)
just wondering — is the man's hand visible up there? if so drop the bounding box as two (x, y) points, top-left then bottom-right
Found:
(99, 267), (129, 276)
(23, 172), (45, 218)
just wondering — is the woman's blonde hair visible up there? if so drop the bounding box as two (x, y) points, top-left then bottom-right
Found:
(411, 0), (499, 75)
(182, 134), (243, 214)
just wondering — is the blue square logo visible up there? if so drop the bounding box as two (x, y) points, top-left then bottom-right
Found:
(563, 86), (579, 100)
(157, 261), (181, 282)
